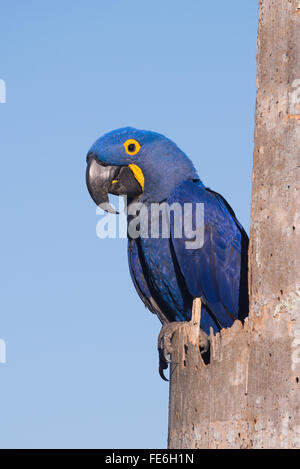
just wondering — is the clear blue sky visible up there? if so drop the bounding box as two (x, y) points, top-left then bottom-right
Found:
(0, 1), (258, 449)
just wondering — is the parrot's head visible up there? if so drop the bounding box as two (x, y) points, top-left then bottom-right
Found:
(86, 127), (199, 212)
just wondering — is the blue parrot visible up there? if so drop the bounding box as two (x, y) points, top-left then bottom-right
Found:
(86, 127), (249, 379)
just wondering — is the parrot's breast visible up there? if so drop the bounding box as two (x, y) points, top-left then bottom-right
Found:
(137, 236), (192, 322)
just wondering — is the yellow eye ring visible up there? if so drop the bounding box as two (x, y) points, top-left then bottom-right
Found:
(123, 138), (141, 156)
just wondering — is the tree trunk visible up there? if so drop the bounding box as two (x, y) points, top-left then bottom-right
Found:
(168, 0), (300, 449)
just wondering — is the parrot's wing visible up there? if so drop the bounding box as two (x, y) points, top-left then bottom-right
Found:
(167, 180), (249, 330)
(128, 238), (169, 324)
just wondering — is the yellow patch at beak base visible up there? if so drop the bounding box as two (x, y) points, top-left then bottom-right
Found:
(128, 164), (144, 191)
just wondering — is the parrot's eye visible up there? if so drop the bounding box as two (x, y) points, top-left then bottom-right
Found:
(124, 139), (141, 156)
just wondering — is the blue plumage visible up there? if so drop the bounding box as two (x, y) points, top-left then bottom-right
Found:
(128, 180), (248, 336)
(86, 127), (249, 338)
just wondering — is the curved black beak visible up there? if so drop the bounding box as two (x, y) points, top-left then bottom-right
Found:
(86, 154), (143, 213)
(86, 156), (119, 213)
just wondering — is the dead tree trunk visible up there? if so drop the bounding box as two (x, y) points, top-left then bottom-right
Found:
(168, 0), (300, 449)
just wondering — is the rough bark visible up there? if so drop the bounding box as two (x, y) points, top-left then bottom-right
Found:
(247, 0), (300, 449)
(168, 0), (300, 449)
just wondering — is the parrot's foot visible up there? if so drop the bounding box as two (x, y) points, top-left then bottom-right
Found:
(157, 321), (210, 381)
(158, 322), (184, 381)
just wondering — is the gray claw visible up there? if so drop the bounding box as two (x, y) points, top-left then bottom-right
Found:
(159, 349), (169, 381)
(158, 322), (182, 380)
(157, 320), (210, 380)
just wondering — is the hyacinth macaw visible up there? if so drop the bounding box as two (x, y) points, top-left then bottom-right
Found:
(86, 127), (249, 379)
